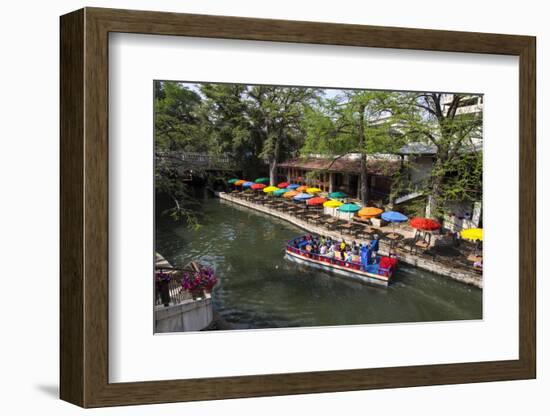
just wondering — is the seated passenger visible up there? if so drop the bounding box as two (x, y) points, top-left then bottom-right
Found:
(320, 244), (328, 255)
(345, 252), (353, 262)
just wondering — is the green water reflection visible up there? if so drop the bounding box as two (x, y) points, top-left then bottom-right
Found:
(155, 198), (482, 329)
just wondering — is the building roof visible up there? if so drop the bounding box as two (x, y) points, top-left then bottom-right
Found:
(398, 142), (438, 155)
(277, 156), (401, 177)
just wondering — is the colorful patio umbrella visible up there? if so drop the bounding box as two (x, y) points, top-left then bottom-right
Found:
(273, 188), (288, 197)
(460, 228), (483, 241)
(287, 184), (300, 190)
(338, 203), (361, 213)
(234, 180), (246, 186)
(329, 191), (347, 199)
(283, 190), (299, 198)
(296, 185), (309, 192)
(293, 192), (314, 201)
(381, 211), (408, 223)
(306, 197), (327, 206)
(251, 183), (266, 190)
(277, 182), (290, 188)
(306, 187), (322, 194)
(358, 207), (383, 218)
(263, 186), (279, 193)
(228, 178), (239, 184)
(410, 217), (441, 231)
(242, 181), (254, 188)
(255, 177), (270, 184)
(323, 199), (344, 208)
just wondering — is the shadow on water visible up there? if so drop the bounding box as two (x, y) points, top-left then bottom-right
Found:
(156, 197), (482, 330)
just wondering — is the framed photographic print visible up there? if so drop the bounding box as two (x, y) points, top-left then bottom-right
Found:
(60, 7), (536, 408)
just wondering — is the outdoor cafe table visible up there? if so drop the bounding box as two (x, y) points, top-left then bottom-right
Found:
(385, 232), (403, 241)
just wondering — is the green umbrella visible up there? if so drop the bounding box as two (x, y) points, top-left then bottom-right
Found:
(273, 188), (288, 196)
(228, 178), (239, 184)
(338, 203), (361, 213)
(329, 191), (347, 199)
(255, 177), (270, 184)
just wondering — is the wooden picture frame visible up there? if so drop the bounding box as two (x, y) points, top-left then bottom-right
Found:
(60, 7), (536, 408)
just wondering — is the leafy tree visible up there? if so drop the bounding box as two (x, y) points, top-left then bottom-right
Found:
(302, 90), (403, 205)
(396, 93), (483, 217)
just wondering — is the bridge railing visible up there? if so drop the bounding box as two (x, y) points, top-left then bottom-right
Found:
(156, 151), (236, 170)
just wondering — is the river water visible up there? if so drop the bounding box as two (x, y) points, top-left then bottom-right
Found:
(156, 197), (482, 330)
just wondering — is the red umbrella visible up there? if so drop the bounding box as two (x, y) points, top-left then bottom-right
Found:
(251, 183), (266, 190)
(277, 182), (290, 188)
(410, 217), (441, 231)
(306, 197), (327, 206)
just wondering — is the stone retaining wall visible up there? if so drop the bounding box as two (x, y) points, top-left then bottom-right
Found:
(219, 192), (482, 289)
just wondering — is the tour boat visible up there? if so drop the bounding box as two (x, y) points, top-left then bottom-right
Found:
(284, 236), (397, 287)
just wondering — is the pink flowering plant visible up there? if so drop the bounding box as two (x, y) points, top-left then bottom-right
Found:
(155, 270), (171, 283)
(181, 265), (218, 292)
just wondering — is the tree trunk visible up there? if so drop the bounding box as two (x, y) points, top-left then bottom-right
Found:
(269, 136), (282, 186)
(357, 104), (369, 205)
(426, 172), (443, 218)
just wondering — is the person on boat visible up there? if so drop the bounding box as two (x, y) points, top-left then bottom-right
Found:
(345, 251), (353, 262)
(340, 240), (347, 251)
(370, 235), (380, 258)
(320, 244), (328, 255)
(351, 241), (359, 256)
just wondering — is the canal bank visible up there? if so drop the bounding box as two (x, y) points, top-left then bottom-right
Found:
(218, 192), (482, 289)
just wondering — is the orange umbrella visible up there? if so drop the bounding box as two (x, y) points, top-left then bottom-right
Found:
(296, 185), (308, 192)
(283, 190), (299, 198)
(234, 180), (246, 186)
(307, 197), (327, 206)
(358, 207), (383, 218)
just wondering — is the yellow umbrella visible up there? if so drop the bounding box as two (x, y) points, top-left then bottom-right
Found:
(358, 207), (383, 218)
(323, 199), (344, 208)
(234, 180), (246, 186)
(306, 187), (322, 194)
(263, 186), (279, 193)
(460, 228), (483, 241)
(283, 190), (299, 198)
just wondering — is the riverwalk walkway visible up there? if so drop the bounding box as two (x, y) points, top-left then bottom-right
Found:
(219, 192), (482, 288)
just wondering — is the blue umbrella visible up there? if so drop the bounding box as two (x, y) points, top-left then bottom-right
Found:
(242, 181), (254, 188)
(381, 211), (408, 222)
(382, 211), (408, 238)
(287, 184), (300, 190)
(293, 192), (313, 201)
